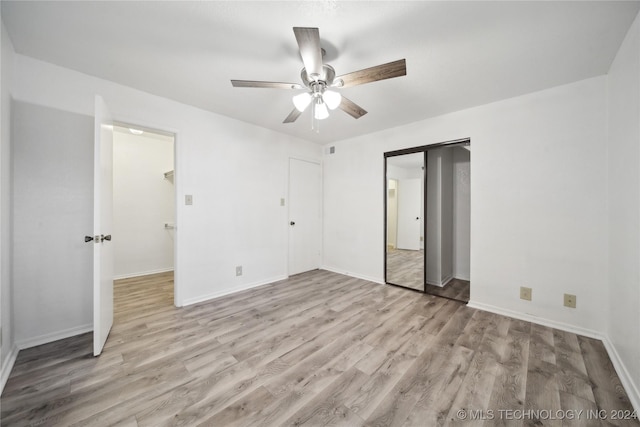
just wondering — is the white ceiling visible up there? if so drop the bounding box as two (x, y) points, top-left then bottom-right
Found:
(3, 1), (639, 144)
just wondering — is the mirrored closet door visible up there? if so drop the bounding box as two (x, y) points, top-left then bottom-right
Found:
(384, 139), (471, 302)
(385, 152), (425, 291)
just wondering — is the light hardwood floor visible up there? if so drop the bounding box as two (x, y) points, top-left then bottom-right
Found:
(386, 248), (423, 291)
(387, 249), (470, 303)
(425, 279), (470, 303)
(2, 270), (637, 426)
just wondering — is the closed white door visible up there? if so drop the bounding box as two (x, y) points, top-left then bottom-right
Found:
(93, 96), (114, 356)
(396, 178), (421, 250)
(288, 158), (321, 275)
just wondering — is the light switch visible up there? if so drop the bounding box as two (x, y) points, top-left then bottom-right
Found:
(280, 198), (285, 206)
(185, 195), (193, 205)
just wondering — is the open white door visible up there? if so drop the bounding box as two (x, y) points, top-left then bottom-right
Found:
(93, 96), (114, 356)
(396, 178), (422, 250)
(288, 158), (321, 275)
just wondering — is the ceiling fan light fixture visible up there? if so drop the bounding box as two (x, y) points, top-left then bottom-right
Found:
(292, 92), (312, 112)
(314, 101), (329, 120)
(231, 27), (407, 129)
(323, 90), (341, 110)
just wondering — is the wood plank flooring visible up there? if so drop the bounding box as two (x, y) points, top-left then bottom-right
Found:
(387, 248), (470, 302)
(386, 248), (423, 291)
(425, 279), (470, 303)
(2, 270), (637, 426)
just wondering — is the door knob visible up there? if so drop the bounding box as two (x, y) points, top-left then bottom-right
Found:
(101, 234), (112, 242)
(290, 221), (295, 226)
(84, 236), (94, 243)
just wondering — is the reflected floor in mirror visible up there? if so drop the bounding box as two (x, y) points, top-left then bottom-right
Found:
(386, 248), (423, 291)
(426, 278), (470, 303)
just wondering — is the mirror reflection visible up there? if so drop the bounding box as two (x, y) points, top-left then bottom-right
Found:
(386, 152), (424, 291)
(423, 146), (471, 302)
(384, 143), (471, 302)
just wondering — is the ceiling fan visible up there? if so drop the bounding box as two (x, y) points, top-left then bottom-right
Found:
(231, 27), (407, 126)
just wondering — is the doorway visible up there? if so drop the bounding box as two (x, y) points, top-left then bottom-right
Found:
(112, 124), (176, 314)
(384, 138), (470, 303)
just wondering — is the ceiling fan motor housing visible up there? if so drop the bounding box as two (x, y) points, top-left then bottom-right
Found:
(301, 64), (337, 88)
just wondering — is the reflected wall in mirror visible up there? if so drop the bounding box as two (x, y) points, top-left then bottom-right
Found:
(424, 145), (471, 302)
(385, 152), (424, 291)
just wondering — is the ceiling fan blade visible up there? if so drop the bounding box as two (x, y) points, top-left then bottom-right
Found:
(293, 27), (323, 77)
(283, 108), (303, 123)
(336, 59), (406, 88)
(339, 96), (368, 119)
(231, 80), (303, 89)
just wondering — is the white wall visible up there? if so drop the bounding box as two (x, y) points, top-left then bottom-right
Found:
(0, 18), (15, 391)
(440, 148), (454, 284)
(425, 148), (455, 286)
(113, 130), (174, 279)
(453, 147), (471, 280)
(425, 150), (441, 284)
(11, 101), (94, 346)
(10, 53), (321, 342)
(606, 10), (640, 409)
(387, 160), (424, 250)
(386, 179), (397, 248)
(323, 76), (608, 335)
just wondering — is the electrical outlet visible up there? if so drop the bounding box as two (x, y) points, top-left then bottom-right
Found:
(236, 266), (242, 276)
(280, 198), (285, 206)
(520, 286), (532, 301)
(185, 195), (193, 206)
(564, 293), (576, 308)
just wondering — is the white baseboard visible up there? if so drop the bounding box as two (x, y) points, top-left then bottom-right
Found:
(466, 300), (603, 339)
(181, 275), (287, 306)
(113, 268), (174, 280)
(320, 266), (384, 285)
(425, 276), (452, 287)
(1, 343), (19, 394)
(601, 335), (640, 412)
(15, 323), (93, 351)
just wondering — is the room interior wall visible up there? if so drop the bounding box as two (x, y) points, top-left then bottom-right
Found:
(386, 179), (397, 248)
(440, 147), (454, 284)
(10, 53), (321, 329)
(424, 147), (455, 287)
(11, 100), (94, 347)
(323, 75), (608, 336)
(0, 18), (15, 392)
(606, 10), (640, 409)
(386, 161), (423, 251)
(453, 147), (471, 280)
(113, 129), (174, 279)
(425, 150), (441, 285)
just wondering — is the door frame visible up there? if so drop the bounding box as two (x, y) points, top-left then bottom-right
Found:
(112, 118), (182, 307)
(383, 137), (470, 294)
